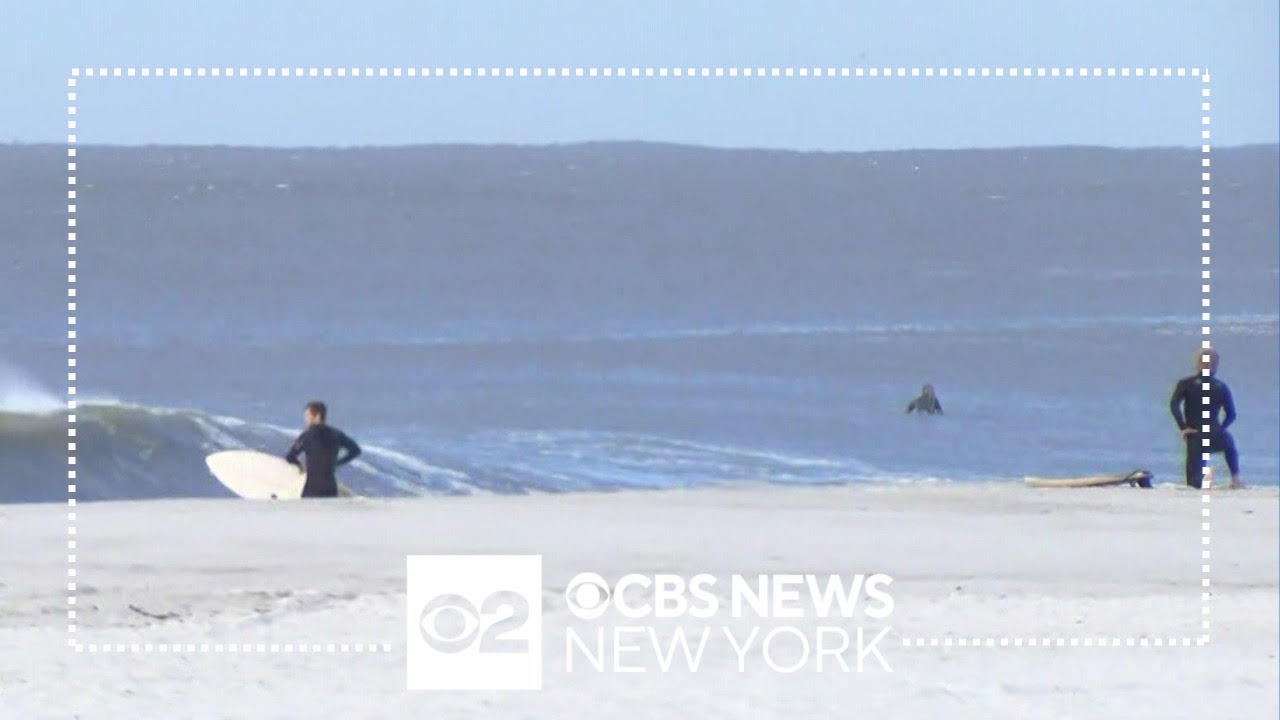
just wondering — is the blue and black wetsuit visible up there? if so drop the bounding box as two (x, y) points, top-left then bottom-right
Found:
(1169, 373), (1238, 488)
(906, 390), (943, 415)
(285, 424), (362, 497)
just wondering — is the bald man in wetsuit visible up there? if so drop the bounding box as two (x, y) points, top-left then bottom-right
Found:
(285, 400), (362, 498)
(1170, 348), (1244, 489)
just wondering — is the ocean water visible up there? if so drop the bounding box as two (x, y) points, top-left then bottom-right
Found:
(1, 143), (1277, 502)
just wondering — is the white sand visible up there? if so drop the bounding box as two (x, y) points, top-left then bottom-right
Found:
(0, 484), (1276, 719)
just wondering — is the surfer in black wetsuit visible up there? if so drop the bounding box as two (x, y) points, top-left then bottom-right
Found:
(906, 384), (943, 415)
(1170, 347), (1243, 489)
(285, 400), (362, 498)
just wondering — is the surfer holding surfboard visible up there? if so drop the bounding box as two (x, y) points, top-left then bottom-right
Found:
(285, 400), (363, 498)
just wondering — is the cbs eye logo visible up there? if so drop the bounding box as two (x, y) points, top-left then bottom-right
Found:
(564, 573), (612, 619)
(418, 591), (531, 654)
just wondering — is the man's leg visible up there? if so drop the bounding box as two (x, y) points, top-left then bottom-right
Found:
(1221, 431), (1244, 488)
(302, 475), (339, 498)
(1184, 435), (1203, 488)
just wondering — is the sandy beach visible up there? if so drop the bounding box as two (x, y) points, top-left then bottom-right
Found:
(0, 483), (1275, 719)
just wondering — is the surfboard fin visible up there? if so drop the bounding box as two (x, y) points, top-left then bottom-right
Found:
(1126, 470), (1154, 489)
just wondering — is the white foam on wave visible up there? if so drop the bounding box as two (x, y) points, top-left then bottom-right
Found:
(77, 394), (125, 408)
(0, 363), (63, 415)
(491, 429), (884, 486)
(354, 445), (479, 495)
(188, 414), (252, 450)
(358, 444), (471, 481)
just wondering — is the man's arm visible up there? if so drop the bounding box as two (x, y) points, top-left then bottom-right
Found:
(1221, 383), (1237, 429)
(905, 399), (917, 414)
(934, 400), (943, 415)
(285, 432), (306, 469)
(335, 431), (362, 466)
(1169, 379), (1188, 430)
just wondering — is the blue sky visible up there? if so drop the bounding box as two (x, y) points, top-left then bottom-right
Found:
(4, 1), (1277, 150)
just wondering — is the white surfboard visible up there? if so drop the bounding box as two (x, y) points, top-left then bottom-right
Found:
(206, 450), (307, 499)
(1024, 470), (1153, 489)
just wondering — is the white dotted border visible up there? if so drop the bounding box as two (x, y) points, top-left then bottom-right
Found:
(66, 66), (1211, 653)
(69, 66), (1206, 78)
(1199, 69), (1213, 647)
(72, 643), (394, 654)
(67, 74), (78, 649)
(903, 637), (1203, 648)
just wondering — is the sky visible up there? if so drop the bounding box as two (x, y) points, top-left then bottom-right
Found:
(2, 1), (1277, 150)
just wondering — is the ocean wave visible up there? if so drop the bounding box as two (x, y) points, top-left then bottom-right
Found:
(382, 313), (1278, 346)
(0, 401), (476, 503)
(0, 394), (928, 503)
(453, 429), (887, 490)
(62, 311), (1280, 352)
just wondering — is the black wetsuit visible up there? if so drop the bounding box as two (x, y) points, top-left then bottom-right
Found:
(1169, 373), (1238, 488)
(285, 424), (362, 497)
(906, 394), (943, 415)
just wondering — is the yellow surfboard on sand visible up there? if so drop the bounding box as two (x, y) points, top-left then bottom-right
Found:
(1024, 469), (1153, 489)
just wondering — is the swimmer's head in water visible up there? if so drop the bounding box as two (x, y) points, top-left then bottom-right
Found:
(922, 384), (935, 397)
(1195, 347), (1219, 375)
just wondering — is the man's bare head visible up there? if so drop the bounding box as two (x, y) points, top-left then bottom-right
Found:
(304, 400), (328, 426)
(1196, 347), (1220, 375)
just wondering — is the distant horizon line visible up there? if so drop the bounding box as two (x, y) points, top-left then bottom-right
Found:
(4, 140), (1278, 153)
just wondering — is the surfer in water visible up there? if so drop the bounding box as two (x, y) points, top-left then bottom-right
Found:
(905, 384), (943, 415)
(1170, 347), (1243, 489)
(285, 400), (362, 498)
